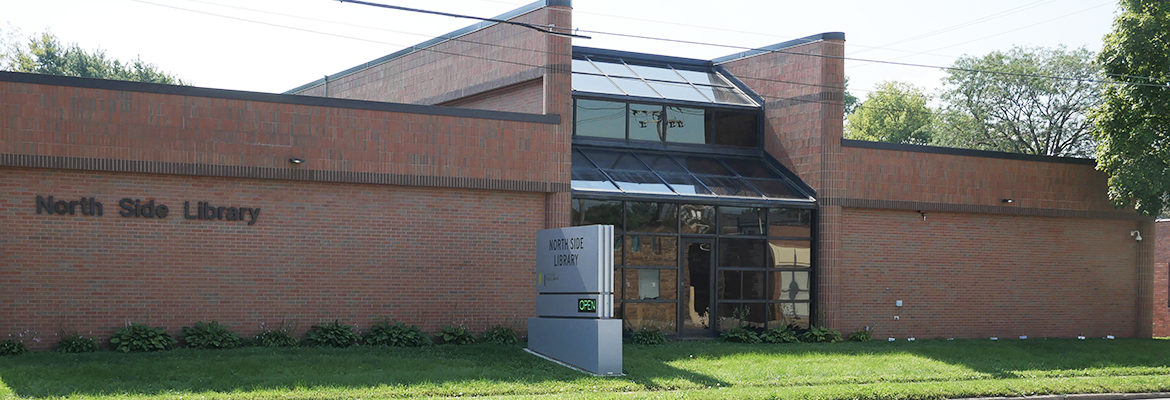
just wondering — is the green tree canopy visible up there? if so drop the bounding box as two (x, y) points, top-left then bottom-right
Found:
(1, 27), (185, 85)
(934, 46), (1099, 157)
(844, 81), (933, 145)
(1090, 0), (1170, 216)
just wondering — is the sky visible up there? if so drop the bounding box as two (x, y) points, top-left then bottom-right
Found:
(0, 0), (1119, 99)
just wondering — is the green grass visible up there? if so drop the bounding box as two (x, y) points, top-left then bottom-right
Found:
(0, 339), (1168, 399)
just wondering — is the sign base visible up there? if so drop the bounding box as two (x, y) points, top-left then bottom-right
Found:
(527, 317), (622, 376)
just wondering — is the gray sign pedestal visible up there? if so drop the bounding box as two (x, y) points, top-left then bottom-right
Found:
(528, 318), (622, 375)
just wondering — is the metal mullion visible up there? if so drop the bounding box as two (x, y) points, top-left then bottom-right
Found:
(715, 159), (766, 198)
(629, 151), (681, 196)
(575, 148), (626, 195)
(663, 152), (718, 197)
(584, 56), (630, 97)
(620, 58), (665, 99)
(667, 64), (715, 103)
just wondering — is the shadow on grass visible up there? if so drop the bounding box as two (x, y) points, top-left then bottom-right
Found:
(0, 343), (729, 398)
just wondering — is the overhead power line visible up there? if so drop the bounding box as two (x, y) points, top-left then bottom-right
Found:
(334, 0), (591, 39)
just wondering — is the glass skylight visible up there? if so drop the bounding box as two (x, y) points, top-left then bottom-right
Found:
(572, 56), (758, 107)
(572, 147), (812, 201)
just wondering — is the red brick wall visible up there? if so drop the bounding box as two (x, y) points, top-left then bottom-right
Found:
(843, 146), (1115, 212)
(294, 7), (567, 107)
(840, 208), (1141, 339)
(1155, 221), (1170, 336)
(0, 80), (565, 185)
(441, 79), (544, 114)
(1, 168), (544, 350)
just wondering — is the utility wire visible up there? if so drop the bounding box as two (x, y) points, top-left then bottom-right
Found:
(334, 0), (590, 39)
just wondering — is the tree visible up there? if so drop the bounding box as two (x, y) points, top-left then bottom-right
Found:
(0, 27), (185, 85)
(933, 46), (1099, 157)
(843, 76), (860, 116)
(844, 81), (933, 145)
(1090, 0), (1170, 216)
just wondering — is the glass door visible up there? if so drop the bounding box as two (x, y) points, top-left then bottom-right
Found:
(680, 239), (715, 337)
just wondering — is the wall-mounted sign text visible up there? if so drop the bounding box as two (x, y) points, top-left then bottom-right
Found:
(35, 195), (261, 225)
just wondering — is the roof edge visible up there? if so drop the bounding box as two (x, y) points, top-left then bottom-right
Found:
(711, 32), (845, 64)
(841, 139), (1097, 166)
(572, 46), (713, 69)
(284, 0), (569, 94)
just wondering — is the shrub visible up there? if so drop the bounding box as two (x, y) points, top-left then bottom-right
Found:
(435, 325), (476, 345)
(761, 325), (801, 344)
(182, 321), (242, 349)
(0, 339), (28, 356)
(363, 319), (431, 347)
(254, 320), (299, 348)
(848, 330), (872, 342)
(56, 333), (99, 353)
(109, 323), (176, 352)
(800, 326), (842, 343)
(305, 321), (361, 348)
(720, 327), (761, 344)
(630, 327), (667, 345)
(480, 325), (518, 345)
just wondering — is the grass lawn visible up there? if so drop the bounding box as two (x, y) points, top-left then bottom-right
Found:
(1, 338), (1168, 399)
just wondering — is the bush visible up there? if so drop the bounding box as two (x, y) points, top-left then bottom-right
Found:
(56, 333), (99, 353)
(434, 325), (476, 345)
(480, 325), (518, 345)
(363, 320), (431, 347)
(0, 339), (28, 356)
(720, 327), (761, 344)
(109, 324), (176, 352)
(761, 325), (801, 344)
(800, 326), (842, 343)
(254, 320), (299, 348)
(182, 321), (242, 349)
(305, 321), (361, 348)
(848, 330), (873, 342)
(630, 327), (667, 345)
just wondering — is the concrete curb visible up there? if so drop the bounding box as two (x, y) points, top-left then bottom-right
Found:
(955, 393), (1170, 400)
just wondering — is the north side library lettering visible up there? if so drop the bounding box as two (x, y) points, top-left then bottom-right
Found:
(35, 195), (262, 225)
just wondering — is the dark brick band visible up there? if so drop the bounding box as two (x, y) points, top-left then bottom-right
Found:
(826, 197), (1148, 221)
(0, 153), (570, 193)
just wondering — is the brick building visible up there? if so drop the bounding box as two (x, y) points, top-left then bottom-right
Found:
(1, 0), (1165, 349)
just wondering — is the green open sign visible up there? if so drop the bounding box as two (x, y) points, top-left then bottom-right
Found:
(578, 298), (597, 313)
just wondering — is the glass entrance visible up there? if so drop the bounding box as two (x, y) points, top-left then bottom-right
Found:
(681, 239), (715, 336)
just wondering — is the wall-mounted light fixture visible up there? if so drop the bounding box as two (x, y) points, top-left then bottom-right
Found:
(1001, 198), (1014, 203)
(1131, 230), (1142, 242)
(288, 158), (305, 165)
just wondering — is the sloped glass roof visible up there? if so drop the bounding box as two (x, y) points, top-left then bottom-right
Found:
(572, 57), (759, 107)
(572, 147), (814, 202)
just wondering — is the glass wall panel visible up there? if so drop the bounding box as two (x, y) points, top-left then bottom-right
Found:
(748, 179), (801, 199)
(625, 63), (685, 82)
(717, 270), (766, 301)
(664, 107), (706, 144)
(623, 268), (678, 300)
(723, 158), (777, 178)
(571, 199), (623, 232)
(575, 99), (625, 139)
(709, 111), (758, 147)
(720, 207), (766, 235)
(591, 60), (636, 77)
(649, 81), (708, 103)
(768, 209), (812, 237)
(659, 173), (711, 196)
(611, 77), (661, 98)
(719, 238), (766, 268)
(635, 153), (686, 174)
(570, 169), (618, 191)
(582, 149), (646, 170)
(718, 270), (741, 300)
(768, 239), (811, 268)
(673, 156), (734, 175)
(629, 104), (665, 142)
(624, 236), (678, 267)
(572, 74), (623, 95)
(623, 302), (677, 332)
(768, 302), (810, 329)
(717, 302), (765, 330)
(626, 202), (678, 233)
(607, 170), (673, 194)
(699, 176), (762, 198)
(770, 271), (810, 301)
(679, 205), (715, 234)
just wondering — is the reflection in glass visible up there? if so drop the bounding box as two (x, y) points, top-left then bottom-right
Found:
(723, 158), (778, 178)
(720, 207), (766, 235)
(623, 269), (678, 300)
(590, 60), (637, 78)
(748, 178), (800, 199)
(623, 302), (677, 332)
(607, 170), (674, 194)
(718, 302), (765, 330)
(571, 73), (623, 96)
(680, 205), (715, 234)
(611, 77), (661, 98)
(624, 236), (678, 266)
(635, 153), (686, 174)
(768, 302), (810, 329)
(648, 81), (709, 103)
(629, 104), (665, 142)
(571, 59), (600, 74)
(708, 111), (758, 147)
(570, 169), (618, 191)
(571, 199), (623, 231)
(659, 173), (711, 196)
(700, 176), (762, 198)
(768, 209), (813, 238)
(770, 271), (810, 301)
(626, 202), (678, 233)
(719, 238), (766, 268)
(582, 149), (646, 170)
(665, 107), (706, 144)
(575, 99), (625, 139)
(717, 270), (766, 300)
(673, 156), (734, 175)
(625, 63), (686, 83)
(712, 86), (757, 106)
(768, 239), (812, 268)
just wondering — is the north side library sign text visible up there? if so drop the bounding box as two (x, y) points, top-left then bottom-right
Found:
(34, 195), (262, 225)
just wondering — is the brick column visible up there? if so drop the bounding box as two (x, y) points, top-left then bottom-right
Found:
(1137, 219), (1156, 337)
(542, 3), (573, 230)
